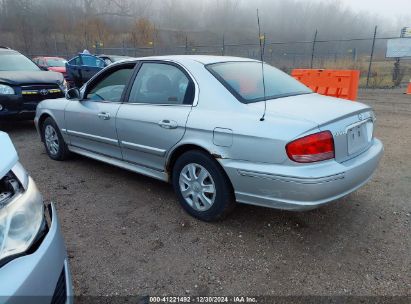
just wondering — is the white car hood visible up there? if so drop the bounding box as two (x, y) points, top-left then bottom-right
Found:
(249, 93), (371, 126)
(0, 132), (18, 179)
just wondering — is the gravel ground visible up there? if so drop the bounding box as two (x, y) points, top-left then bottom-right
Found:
(1, 89), (410, 297)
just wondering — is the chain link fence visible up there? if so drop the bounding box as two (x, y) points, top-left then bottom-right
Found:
(28, 29), (411, 89)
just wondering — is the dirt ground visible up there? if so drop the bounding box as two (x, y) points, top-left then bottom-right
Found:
(2, 89), (410, 297)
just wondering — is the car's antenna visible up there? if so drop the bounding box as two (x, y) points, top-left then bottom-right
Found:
(257, 9), (267, 122)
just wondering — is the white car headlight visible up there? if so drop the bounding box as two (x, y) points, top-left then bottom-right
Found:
(58, 80), (68, 93)
(0, 172), (43, 265)
(0, 84), (15, 95)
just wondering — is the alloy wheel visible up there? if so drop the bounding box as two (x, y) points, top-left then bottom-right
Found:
(179, 163), (216, 211)
(44, 125), (59, 155)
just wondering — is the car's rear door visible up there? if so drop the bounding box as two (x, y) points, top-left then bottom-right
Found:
(116, 61), (196, 171)
(64, 62), (136, 159)
(79, 54), (106, 84)
(66, 56), (82, 87)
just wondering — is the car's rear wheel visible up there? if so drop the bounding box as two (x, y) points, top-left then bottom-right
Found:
(42, 117), (70, 161)
(172, 150), (235, 221)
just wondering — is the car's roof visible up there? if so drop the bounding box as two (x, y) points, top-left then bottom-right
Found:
(99, 54), (131, 59)
(0, 48), (17, 54)
(37, 56), (65, 60)
(117, 55), (259, 65)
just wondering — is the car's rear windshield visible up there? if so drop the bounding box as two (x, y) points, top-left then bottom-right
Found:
(46, 58), (66, 67)
(206, 61), (312, 103)
(0, 52), (40, 71)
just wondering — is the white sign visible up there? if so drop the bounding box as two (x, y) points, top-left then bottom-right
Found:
(386, 38), (411, 58)
(401, 27), (411, 38)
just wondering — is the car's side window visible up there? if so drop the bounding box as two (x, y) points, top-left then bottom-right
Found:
(128, 62), (194, 105)
(80, 55), (105, 68)
(68, 56), (81, 66)
(85, 65), (135, 102)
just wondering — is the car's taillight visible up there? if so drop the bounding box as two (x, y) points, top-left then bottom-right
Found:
(286, 131), (335, 163)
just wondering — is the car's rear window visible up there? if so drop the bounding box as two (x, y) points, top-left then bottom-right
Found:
(206, 61), (312, 103)
(0, 51), (40, 71)
(46, 58), (66, 67)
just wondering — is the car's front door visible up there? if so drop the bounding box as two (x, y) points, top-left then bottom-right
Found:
(116, 61), (196, 171)
(65, 63), (136, 159)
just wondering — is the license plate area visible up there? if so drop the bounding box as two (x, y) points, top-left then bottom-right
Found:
(347, 119), (373, 155)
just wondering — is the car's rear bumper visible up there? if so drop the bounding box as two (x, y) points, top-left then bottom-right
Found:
(0, 200), (73, 304)
(220, 138), (384, 211)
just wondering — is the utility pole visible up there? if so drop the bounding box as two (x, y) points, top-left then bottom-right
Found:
(393, 27), (406, 86)
(310, 29), (318, 68)
(222, 34), (225, 56)
(366, 26), (377, 89)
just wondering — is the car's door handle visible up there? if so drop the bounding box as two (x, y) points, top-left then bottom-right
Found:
(97, 112), (110, 120)
(158, 119), (178, 129)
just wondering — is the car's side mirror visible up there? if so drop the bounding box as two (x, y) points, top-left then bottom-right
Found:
(39, 66), (49, 71)
(65, 88), (81, 100)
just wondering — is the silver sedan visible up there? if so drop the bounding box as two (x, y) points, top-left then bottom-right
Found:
(34, 55), (383, 221)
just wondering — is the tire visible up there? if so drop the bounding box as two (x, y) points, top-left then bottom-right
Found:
(42, 117), (71, 161)
(172, 150), (235, 221)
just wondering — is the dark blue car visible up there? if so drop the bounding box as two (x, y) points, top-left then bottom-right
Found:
(66, 53), (131, 88)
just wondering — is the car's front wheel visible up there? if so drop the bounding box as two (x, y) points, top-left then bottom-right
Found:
(42, 117), (71, 161)
(172, 150), (235, 221)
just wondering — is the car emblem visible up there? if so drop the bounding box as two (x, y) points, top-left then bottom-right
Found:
(358, 113), (364, 120)
(39, 89), (49, 96)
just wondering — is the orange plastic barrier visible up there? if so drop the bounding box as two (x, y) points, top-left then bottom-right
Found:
(405, 81), (411, 95)
(291, 69), (360, 101)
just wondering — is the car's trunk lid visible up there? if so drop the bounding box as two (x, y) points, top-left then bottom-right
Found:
(249, 93), (375, 163)
(248, 93), (370, 125)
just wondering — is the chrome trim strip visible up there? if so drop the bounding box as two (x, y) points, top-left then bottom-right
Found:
(66, 130), (118, 145)
(67, 145), (168, 181)
(237, 170), (345, 184)
(345, 118), (372, 132)
(120, 141), (166, 156)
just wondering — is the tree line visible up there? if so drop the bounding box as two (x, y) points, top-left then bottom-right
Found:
(0, 0), (403, 57)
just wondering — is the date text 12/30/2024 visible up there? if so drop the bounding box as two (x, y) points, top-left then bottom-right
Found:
(149, 296), (258, 303)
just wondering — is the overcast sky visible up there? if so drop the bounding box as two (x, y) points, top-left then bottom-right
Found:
(335, 0), (410, 19)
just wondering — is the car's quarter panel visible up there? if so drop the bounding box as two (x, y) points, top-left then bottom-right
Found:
(64, 100), (122, 159)
(185, 107), (320, 164)
(178, 60), (320, 165)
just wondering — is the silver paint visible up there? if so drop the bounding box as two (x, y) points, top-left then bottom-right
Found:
(34, 55), (384, 211)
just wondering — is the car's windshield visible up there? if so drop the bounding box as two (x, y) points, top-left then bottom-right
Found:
(46, 58), (66, 67)
(0, 52), (40, 71)
(207, 61), (312, 103)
